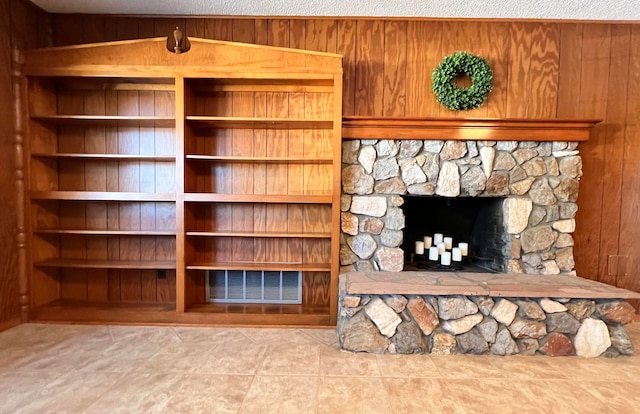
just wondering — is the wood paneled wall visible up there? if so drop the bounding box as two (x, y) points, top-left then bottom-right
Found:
(0, 0), (49, 328)
(4, 13), (638, 311)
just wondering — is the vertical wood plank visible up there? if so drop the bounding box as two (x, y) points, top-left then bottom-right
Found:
(382, 21), (407, 117)
(337, 20), (357, 116)
(355, 20), (384, 116)
(505, 22), (533, 118)
(405, 21), (441, 117)
(557, 24), (583, 118)
(526, 23), (560, 118)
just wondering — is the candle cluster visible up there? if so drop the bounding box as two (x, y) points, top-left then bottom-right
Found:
(414, 233), (468, 266)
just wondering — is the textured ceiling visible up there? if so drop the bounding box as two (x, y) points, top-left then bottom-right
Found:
(28, 0), (640, 20)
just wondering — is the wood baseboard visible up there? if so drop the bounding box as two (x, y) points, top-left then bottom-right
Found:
(0, 318), (21, 333)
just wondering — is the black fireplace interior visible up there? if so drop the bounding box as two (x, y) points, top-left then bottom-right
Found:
(401, 196), (507, 273)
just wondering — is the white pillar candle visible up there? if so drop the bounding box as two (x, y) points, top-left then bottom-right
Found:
(458, 242), (468, 256)
(452, 247), (462, 262)
(440, 251), (452, 266)
(443, 236), (453, 249)
(433, 233), (444, 244)
(428, 246), (439, 261)
(436, 242), (446, 254)
(415, 241), (425, 255)
(423, 236), (432, 247)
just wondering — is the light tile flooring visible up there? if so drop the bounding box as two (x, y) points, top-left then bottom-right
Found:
(0, 322), (639, 413)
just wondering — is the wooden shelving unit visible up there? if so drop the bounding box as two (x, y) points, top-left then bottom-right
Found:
(20, 36), (342, 326)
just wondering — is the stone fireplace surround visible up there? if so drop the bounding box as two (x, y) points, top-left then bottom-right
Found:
(340, 138), (582, 275)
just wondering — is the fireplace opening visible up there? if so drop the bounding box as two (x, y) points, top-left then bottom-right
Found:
(401, 196), (507, 273)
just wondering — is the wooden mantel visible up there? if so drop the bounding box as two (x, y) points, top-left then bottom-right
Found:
(342, 117), (602, 141)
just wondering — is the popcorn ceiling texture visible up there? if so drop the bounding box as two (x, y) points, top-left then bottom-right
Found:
(30, 0), (638, 20)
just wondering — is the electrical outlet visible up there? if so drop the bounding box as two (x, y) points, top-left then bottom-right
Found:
(157, 269), (167, 279)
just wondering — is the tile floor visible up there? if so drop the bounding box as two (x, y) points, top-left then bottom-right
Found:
(0, 322), (639, 413)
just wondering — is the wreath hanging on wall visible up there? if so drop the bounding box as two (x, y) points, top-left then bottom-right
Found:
(432, 51), (493, 111)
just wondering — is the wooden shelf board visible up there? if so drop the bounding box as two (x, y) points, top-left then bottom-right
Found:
(186, 77), (334, 94)
(35, 259), (176, 269)
(184, 193), (332, 204)
(30, 191), (176, 201)
(186, 116), (333, 129)
(30, 300), (332, 326)
(185, 155), (332, 163)
(186, 262), (331, 272)
(342, 116), (602, 141)
(186, 231), (331, 239)
(31, 115), (175, 128)
(35, 229), (176, 236)
(32, 153), (175, 161)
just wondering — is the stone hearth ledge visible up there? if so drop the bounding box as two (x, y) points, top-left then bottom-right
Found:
(343, 271), (640, 299)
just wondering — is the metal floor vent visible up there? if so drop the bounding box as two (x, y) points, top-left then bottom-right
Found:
(206, 270), (302, 304)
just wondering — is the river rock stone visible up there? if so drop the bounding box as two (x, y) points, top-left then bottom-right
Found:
(517, 300), (546, 321)
(344, 296), (361, 308)
(554, 178), (579, 202)
(490, 299), (519, 325)
(485, 172), (509, 196)
(356, 261), (376, 273)
(342, 140), (360, 164)
(375, 247), (404, 272)
(380, 228), (403, 247)
(383, 295), (407, 313)
(392, 321), (428, 354)
(376, 140), (399, 157)
(541, 260), (560, 275)
(399, 158), (427, 186)
(529, 206), (546, 226)
(546, 312), (580, 335)
(347, 234), (378, 259)
(565, 299), (595, 321)
(521, 225), (557, 253)
(496, 141), (518, 151)
(431, 331), (457, 355)
(400, 140), (423, 158)
(529, 178), (557, 205)
(510, 166), (527, 183)
(556, 233), (574, 248)
(513, 149), (538, 164)
(358, 145), (376, 174)
(493, 152), (517, 170)
(407, 183), (436, 195)
(508, 318), (547, 339)
(508, 260), (524, 273)
(341, 195), (352, 212)
(602, 346), (621, 358)
(474, 296), (495, 316)
(374, 178), (407, 194)
(442, 313), (483, 335)
(457, 329), (489, 354)
(596, 301), (636, 324)
(539, 298), (567, 313)
(441, 141), (468, 160)
(339, 311), (390, 354)
(340, 245), (358, 265)
(539, 333), (575, 356)
(555, 247), (574, 271)
(361, 217), (384, 234)
(407, 296), (440, 335)
(350, 196), (387, 217)
(460, 166), (486, 196)
(574, 318), (611, 357)
(438, 296), (479, 320)
(510, 177), (536, 195)
(608, 324), (634, 355)
(436, 161), (460, 197)
(559, 202), (578, 219)
(559, 156), (582, 178)
(491, 327), (519, 355)
(479, 146), (495, 178)
(517, 338), (540, 355)
(477, 316), (499, 343)
(504, 198), (533, 234)
(384, 207), (405, 230)
(552, 219), (576, 233)
(373, 157), (400, 181)
(522, 157), (547, 176)
(467, 141), (479, 157)
(341, 212), (359, 236)
(342, 165), (374, 195)
(364, 297), (402, 337)
(423, 140), (444, 153)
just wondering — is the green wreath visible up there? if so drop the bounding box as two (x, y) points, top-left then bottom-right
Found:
(432, 51), (493, 111)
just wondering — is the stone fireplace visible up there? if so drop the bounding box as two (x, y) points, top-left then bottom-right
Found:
(340, 139), (582, 276)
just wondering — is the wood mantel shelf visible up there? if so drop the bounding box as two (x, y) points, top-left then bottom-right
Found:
(342, 117), (602, 141)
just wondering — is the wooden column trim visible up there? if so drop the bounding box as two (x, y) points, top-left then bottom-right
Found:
(342, 116), (602, 141)
(12, 48), (28, 323)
